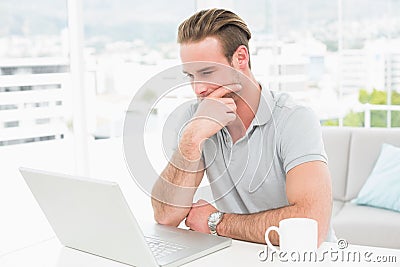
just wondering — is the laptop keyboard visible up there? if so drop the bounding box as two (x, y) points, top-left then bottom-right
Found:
(145, 236), (186, 259)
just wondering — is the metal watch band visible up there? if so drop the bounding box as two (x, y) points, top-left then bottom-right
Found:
(208, 211), (224, 236)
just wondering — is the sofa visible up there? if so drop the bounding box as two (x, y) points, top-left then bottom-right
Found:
(322, 127), (400, 249)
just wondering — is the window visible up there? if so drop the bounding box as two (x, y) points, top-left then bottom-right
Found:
(0, 0), (73, 256)
(35, 118), (51, 125)
(231, 0), (340, 122)
(4, 120), (19, 128)
(336, 0), (400, 127)
(0, 0), (70, 147)
(82, 0), (196, 139)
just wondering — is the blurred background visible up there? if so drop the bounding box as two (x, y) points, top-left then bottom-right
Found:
(1, 0), (400, 258)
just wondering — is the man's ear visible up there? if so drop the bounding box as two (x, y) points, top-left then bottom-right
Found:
(232, 45), (249, 70)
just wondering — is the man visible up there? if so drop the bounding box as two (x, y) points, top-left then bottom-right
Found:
(151, 8), (335, 246)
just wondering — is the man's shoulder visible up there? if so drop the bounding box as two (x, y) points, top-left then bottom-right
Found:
(182, 99), (199, 116)
(270, 91), (316, 123)
(164, 99), (198, 132)
(171, 99), (198, 123)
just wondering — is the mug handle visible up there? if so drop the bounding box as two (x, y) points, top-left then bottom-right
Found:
(258, 225), (281, 261)
(265, 225), (280, 253)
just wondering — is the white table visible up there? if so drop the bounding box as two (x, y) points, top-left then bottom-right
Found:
(2, 138), (400, 266)
(0, 235), (399, 267)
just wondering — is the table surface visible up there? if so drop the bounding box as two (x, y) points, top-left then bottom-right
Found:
(1, 235), (399, 267)
(2, 138), (400, 266)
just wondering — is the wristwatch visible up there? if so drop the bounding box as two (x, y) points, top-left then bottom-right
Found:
(208, 211), (224, 235)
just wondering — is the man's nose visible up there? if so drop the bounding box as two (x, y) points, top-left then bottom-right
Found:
(192, 81), (208, 97)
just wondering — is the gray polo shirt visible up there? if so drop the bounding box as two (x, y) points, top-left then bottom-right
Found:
(169, 87), (336, 241)
(204, 89), (328, 211)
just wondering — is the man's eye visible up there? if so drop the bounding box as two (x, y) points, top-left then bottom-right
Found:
(185, 73), (194, 79)
(202, 71), (213, 75)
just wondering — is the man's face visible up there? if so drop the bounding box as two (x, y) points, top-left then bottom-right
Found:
(180, 37), (241, 99)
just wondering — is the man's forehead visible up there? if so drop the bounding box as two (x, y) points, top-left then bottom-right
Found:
(179, 37), (227, 64)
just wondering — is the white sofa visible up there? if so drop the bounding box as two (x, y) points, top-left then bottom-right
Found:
(322, 127), (400, 249)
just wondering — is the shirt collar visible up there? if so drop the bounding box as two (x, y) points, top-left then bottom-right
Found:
(251, 83), (275, 127)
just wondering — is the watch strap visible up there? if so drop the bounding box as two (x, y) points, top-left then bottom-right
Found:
(208, 211), (224, 235)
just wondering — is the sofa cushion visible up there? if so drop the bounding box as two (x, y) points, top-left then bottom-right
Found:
(353, 143), (400, 212)
(333, 202), (400, 249)
(346, 128), (400, 201)
(332, 200), (344, 217)
(322, 127), (351, 201)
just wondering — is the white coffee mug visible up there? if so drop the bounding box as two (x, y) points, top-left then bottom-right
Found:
(264, 218), (318, 253)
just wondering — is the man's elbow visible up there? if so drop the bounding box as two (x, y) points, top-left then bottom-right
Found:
(317, 223), (329, 247)
(313, 210), (330, 247)
(153, 212), (181, 227)
(298, 204), (330, 247)
(151, 201), (181, 226)
(152, 200), (188, 227)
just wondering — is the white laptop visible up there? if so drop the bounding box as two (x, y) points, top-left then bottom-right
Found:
(19, 167), (231, 267)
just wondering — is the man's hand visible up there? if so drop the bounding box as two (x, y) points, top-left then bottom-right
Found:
(184, 84), (241, 144)
(185, 199), (217, 234)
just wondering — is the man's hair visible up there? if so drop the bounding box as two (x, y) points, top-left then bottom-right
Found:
(177, 8), (252, 68)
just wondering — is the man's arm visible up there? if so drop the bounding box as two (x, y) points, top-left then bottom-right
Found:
(151, 130), (205, 226)
(152, 85), (239, 227)
(187, 161), (332, 246)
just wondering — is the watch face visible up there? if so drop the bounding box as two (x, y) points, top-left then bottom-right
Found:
(208, 212), (223, 235)
(209, 211), (223, 224)
(210, 212), (219, 223)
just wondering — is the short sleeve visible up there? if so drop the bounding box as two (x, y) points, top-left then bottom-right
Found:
(279, 107), (327, 173)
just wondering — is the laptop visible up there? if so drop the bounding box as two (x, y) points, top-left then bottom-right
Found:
(19, 167), (231, 267)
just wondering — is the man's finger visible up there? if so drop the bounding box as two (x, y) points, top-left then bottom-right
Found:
(208, 83), (242, 98)
(192, 199), (207, 207)
(223, 83), (242, 93)
(226, 102), (237, 113)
